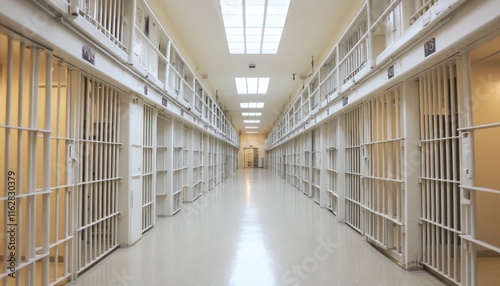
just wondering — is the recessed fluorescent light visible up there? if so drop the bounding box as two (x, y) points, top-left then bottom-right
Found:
(246, 131), (259, 134)
(220, 0), (290, 54)
(245, 126), (259, 129)
(244, 120), (260, 123)
(235, 78), (269, 94)
(240, 102), (264, 109)
(242, 112), (262, 116)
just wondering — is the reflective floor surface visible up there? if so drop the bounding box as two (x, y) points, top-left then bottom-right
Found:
(69, 169), (444, 286)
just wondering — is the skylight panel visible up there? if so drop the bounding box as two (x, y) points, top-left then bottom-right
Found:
(235, 78), (269, 94)
(223, 15), (243, 27)
(247, 78), (258, 94)
(242, 112), (262, 116)
(265, 15), (287, 27)
(220, 0), (290, 54)
(240, 102), (265, 109)
(235, 78), (247, 94)
(257, 78), (269, 93)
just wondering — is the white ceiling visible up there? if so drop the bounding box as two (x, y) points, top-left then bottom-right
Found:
(154, 0), (364, 136)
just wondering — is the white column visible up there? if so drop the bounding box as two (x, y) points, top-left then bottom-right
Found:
(402, 79), (421, 270)
(457, 53), (476, 286)
(118, 95), (144, 246)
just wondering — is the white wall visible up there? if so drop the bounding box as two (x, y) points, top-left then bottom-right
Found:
(238, 134), (267, 169)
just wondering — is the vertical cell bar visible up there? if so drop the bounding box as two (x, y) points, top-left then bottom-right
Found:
(104, 0), (109, 33)
(28, 45), (41, 286)
(3, 35), (13, 282)
(41, 52), (53, 286)
(90, 79), (97, 263)
(97, 82), (103, 258)
(13, 42), (25, 274)
(104, 87), (110, 251)
(110, 0), (116, 40)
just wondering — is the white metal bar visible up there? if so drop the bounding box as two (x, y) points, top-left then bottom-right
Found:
(41, 52), (52, 285)
(117, 0), (123, 41)
(3, 35), (13, 281)
(27, 47), (41, 286)
(16, 47), (25, 276)
(99, 82), (104, 258)
(110, 0), (116, 42)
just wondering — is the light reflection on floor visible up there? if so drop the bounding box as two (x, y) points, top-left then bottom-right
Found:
(69, 169), (446, 286)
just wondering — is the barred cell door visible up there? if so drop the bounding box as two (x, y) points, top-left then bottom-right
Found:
(326, 118), (339, 215)
(417, 59), (461, 285)
(363, 87), (405, 262)
(0, 32), (75, 285)
(460, 41), (500, 286)
(142, 104), (157, 232)
(73, 73), (122, 275)
(311, 129), (321, 204)
(344, 105), (366, 233)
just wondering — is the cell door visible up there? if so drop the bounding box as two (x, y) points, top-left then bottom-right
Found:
(142, 104), (157, 233)
(326, 118), (339, 216)
(417, 59), (461, 285)
(0, 33), (74, 285)
(74, 73), (121, 274)
(363, 87), (405, 262)
(282, 154), (286, 178)
(311, 129), (321, 203)
(461, 37), (500, 286)
(344, 105), (366, 233)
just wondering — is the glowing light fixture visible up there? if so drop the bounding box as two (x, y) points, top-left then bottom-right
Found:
(242, 112), (262, 116)
(240, 102), (265, 109)
(221, 0), (290, 54)
(235, 77), (270, 94)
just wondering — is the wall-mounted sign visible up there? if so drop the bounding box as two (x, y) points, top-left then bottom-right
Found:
(82, 45), (95, 65)
(424, 38), (436, 57)
(342, 97), (349, 107)
(162, 97), (168, 107)
(388, 65), (395, 79)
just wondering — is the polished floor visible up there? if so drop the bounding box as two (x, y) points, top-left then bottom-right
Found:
(69, 169), (445, 286)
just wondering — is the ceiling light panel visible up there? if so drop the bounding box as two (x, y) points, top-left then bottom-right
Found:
(235, 78), (269, 94)
(240, 102), (265, 109)
(242, 112), (262, 116)
(245, 126), (259, 129)
(257, 77), (269, 93)
(244, 120), (261, 123)
(246, 131), (259, 134)
(220, 0), (290, 54)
